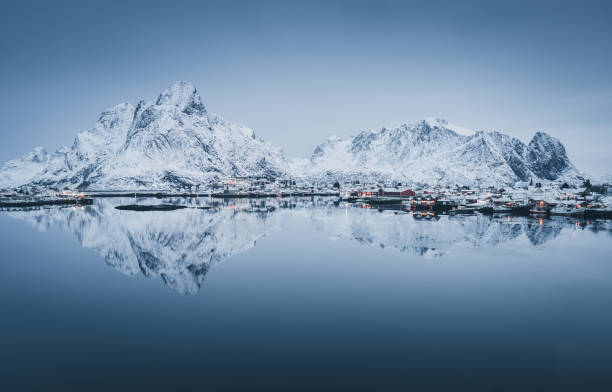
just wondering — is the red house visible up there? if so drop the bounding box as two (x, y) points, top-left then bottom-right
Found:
(375, 188), (416, 197)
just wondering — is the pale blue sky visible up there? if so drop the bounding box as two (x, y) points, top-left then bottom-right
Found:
(0, 0), (611, 176)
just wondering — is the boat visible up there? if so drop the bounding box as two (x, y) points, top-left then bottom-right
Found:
(550, 206), (585, 217)
(456, 206), (476, 214)
(492, 206), (512, 214)
(433, 199), (458, 211)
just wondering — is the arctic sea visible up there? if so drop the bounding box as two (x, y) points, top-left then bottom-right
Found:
(1, 197), (611, 391)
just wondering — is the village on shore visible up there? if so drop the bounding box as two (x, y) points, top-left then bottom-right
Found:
(1, 176), (611, 219)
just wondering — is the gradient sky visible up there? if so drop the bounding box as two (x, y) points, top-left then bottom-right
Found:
(1, 0), (611, 176)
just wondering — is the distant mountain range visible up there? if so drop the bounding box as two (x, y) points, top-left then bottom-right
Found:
(0, 82), (585, 190)
(291, 117), (583, 187)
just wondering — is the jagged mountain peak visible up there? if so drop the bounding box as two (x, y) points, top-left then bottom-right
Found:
(155, 81), (206, 116)
(424, 117), (475, 136)
(424, 117), (448, 128)
(26, 146), (49, 162)
(97, 102), (135, 131)
(530, 131), (560, 145)
(0, 82), (287, 190)
(525, 131), (572, 181)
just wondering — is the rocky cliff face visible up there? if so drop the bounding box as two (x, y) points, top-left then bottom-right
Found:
(525, 131), (573, 180)
(292, 118), (582, 186)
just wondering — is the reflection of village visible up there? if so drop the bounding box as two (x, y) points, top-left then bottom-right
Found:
(3, 195), (611, 295)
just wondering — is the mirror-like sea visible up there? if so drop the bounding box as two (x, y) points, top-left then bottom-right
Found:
(1, 197), (611, 391)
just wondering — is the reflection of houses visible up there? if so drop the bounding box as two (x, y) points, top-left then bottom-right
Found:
(411, 195), (438, 209)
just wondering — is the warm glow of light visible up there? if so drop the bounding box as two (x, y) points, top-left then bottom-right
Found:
(539, 218), (543, 226)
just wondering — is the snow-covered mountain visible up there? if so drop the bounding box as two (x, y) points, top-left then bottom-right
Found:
(0, 86), (586, 190)
(0, 147), (51, 190)
(0, 82), (287, 190)
(291, 117), (584, 187)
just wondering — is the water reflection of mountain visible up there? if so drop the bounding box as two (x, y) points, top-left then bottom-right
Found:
(7, 198), (288, 295)
(5, 198), (611, 294)
(307, 208), (581, 257)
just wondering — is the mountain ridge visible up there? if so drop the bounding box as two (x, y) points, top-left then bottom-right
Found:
(0, 82), (287, 190)
(291, 119), (583, 187)
(0, 81), (585, 190)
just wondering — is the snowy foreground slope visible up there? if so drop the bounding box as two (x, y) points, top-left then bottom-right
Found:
(0, 82), (287, 190)
(0, 84), (585, 190)
(291, 118), (584, 187)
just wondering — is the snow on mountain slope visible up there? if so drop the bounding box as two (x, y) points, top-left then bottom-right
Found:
(293, 119), (583, 186)
(0, 147), (50, 189)
(425, 117), (474, 136)
(2, 82), (287, 190)
(0, 84), (586, 190)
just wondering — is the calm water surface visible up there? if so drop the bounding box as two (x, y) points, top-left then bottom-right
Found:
(1, 197), (612, 391)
